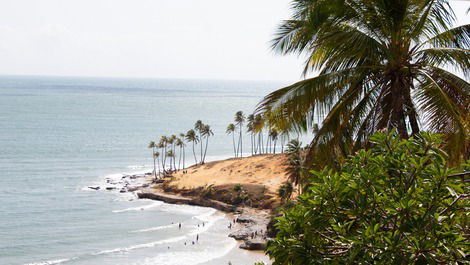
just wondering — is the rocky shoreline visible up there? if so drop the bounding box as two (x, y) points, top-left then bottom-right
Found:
(137, 188), (272, 251)
(88, 173), (273, 251)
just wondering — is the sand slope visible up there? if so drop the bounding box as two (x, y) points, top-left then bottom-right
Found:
(171, 154), (291, 194)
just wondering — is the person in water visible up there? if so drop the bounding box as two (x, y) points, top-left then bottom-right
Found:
(178, 223), (181, 229)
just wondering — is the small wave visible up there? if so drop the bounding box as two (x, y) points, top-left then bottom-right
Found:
(25, 257), (77, 265)
(112, 201), (163, 213)
(94, 236), (186, 255)
(189, 209), (225, 236)
(132, 223), (177, 233)
(129, 239), (237, 265)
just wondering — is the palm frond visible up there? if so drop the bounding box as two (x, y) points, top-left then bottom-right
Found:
(416, 47), (470, 78)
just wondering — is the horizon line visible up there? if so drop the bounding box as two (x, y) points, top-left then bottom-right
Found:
(0, 73), (297, 84)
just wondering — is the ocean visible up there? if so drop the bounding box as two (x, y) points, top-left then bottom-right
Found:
(0, 76), (284, 265)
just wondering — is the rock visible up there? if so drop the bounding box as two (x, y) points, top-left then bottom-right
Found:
(142, 183), (149, 188)
(236, 216), (255, 223)
(154, 179), (165, 184)
(228, 228), (252, 240)
(120, 188), (127, 193)
(137, 192), (236, 212)
(145, 172), (152, 176)
(239, 239), (267, 250)
(127, 187), (139, 192)
(88, 186), (100, 190)
(106, 187), (116, 190)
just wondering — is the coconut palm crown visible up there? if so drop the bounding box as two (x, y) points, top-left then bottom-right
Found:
(257, 0), (469, 165)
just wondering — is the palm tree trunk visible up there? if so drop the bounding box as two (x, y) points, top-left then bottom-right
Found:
(192, 141), (198, 165)
(178, 147), (182, 170)
(157, 157), (161, 178)
(258, 133), (261, 154)
(152, 147), (156, 178)
(160, 148), (165, 172)
(173, 155), (176, 171)
(274, 140), (277, 154)
(281, 136), (284, 153)
(182, 146), (185, 169)
(259, 133), (262, 154)
(239, 124), (243, 157)
(168, 153), (171, 172)
(233, 133), (237, 157)
(163, 145), (167, 172)
(199, 132), (203, 163)
(203, 136), (209, 163)
(173, 145), (177, 170)
(253, 133), (257, 155)
(250, 133), (254, 156)
(268, 136), (271, 153)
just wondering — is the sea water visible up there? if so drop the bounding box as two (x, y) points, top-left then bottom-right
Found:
(0, 76), (284, 265)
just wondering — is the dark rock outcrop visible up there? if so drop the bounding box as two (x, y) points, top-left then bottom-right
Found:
(236, 216), (255, 223)
(240, 239), (268, 250)
(137, 192), (236, 212)
(228, 228), (252, 240)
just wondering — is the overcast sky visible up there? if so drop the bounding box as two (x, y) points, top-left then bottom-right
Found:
(0, 1), (468, 82)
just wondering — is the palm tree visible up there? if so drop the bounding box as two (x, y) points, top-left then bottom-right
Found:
(148, 141), (157, 177)
(194, 120), (204, 163)
(247, 114), (255, 155)
(253, 114), (264, 154)
(201, 124), (214, 163)
(185, 129), (199, 165)
(234, 111), (245, 157)
(157, 140), (165, 172)
(154, 151), (161, 178)
(257, 0), (469, 165)
(176, 137), (184, 170)
(159, 136), (168, 172)
(166, 150), (175, 172)
(278, 182), (293, 204)
(226, 123), (237, 157)
(285, 139), (305, 194)
(270, 129), (279, 154)
(167, 135), (176, 171)
(179, 133), (186, 169)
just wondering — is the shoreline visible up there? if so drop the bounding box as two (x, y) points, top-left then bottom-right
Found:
(137, 187), (272, 251)
(89, 154), (290, 263)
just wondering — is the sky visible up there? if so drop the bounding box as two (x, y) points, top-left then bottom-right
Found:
(0, 0), (468, 82)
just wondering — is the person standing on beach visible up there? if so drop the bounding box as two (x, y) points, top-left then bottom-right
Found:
(179, 223), (181, 229)
(196, 234), (199, 241)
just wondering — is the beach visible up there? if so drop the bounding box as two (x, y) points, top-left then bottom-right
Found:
(0, 76), (283, 265)
(120, 154), (294, 258)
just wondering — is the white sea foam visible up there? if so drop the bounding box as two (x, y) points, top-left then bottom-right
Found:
(94, 236), (187, 255)
(131, 223), (178, 233)
(129, 239), (237, 265)
(189, 208), (225, 236)
(25, 257), (77, 265)
(112, 201), (163, 213)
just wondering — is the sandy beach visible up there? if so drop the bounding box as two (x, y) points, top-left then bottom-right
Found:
(132, 154), (292, 264)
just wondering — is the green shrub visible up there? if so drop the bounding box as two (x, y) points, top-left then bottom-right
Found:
(268, 131), (468, 264)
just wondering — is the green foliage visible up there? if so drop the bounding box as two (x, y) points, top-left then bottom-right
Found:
(278, 182), (294, 204)
(257, 0), (470, 166)
(268, 131), (469, 264)
(201, 184), (215, 199)
(233, 183), (243, 193)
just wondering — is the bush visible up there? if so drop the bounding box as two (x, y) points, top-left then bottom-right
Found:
(267, 131), (468, 264)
